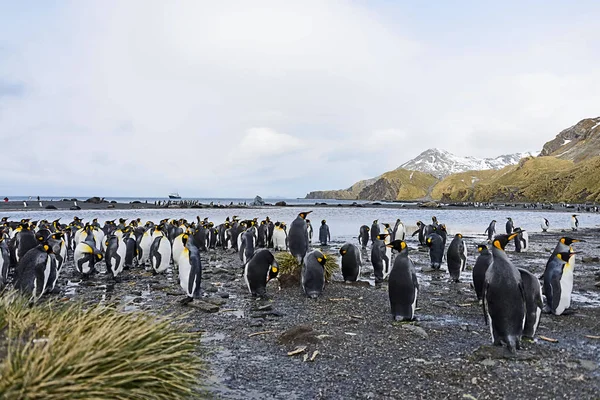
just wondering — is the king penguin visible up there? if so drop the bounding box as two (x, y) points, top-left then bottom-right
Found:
(289, 211), (311, 264)
(485, 220), (496, 241)
(0, 236), (10, 290)
(571, 214), (579, 231)
(518, 268), (543, 339)
(244, 248), (279, 298)
(371, 233), (389, 285)
(301, 249), (327, 298)
(273, 222), (287, 251)
(386, 240), (419, 321)
(340, 242), (361, 282)
(425, 232), (444, 269)
(543, 251), (577, 315)
(370, 220), (380, 242)
(239, 229), (256, 266)
(178, 234), (203, 304)
(472, 243), (493, 301)
(505, 217), (514, 235)
(541, 218), (550, 232)
(392, 218), (406, 241)
(411, 221), (426, 245)
(150, 224), (172, 274)
(15, 242), (57, 302)
(446, 233), (467, 282)
(74, 240), (103, 277)
(105, 234), (126, 280)
(482, 233), (525, 353)
(358, 225), (370, 249)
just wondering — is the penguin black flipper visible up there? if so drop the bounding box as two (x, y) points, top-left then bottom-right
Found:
(549, 273), (562, 311)
(482, 282), (489, 325)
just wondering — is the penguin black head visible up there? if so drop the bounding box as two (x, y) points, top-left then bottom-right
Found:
(181, 234), (189, 246)
(432, 216), (438, 223)
(492, 233), (520, 250)
(267, 262), (279, 282)
(416, 221), (422, 226)
(382, 223), (391, 229)
(299, 211), (312, 219)
(96, 253), (103, 261)
(315, 252), (327, 266)
(506, 217), (512, 221)
(321, 220), (326, 225)
(373, 220), (378, 224)
(366, 227), (370, 231)
(477, 243), (488, 253)
(455, 233), (462, 239)
(376, 234), (388, 241)
(41, 243), (54, 254)
(386, 240), (407, 252)
(556, 252), (576, 262)
(439, 224), (447, 232)
(560, 237), (583, 245)
(119, 218), (128, 224)
(492, 219), (496, 223)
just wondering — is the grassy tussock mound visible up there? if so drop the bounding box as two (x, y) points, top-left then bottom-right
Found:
(0, 292), (203, 399)
(274, 251), (339, 286)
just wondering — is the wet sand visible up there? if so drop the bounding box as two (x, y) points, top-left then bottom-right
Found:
(25, 228), (600, 399)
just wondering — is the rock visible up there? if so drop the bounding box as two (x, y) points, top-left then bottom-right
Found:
(70, 206), (81, 210)
(150, 284), (169, 291)
(188, 301), (220, 313)
(275, 201), (287, 206)
(206, 286), (218, 293)
(205, 297), (227, 306)
(219, 292), (230, 298)
(84, 196), (105, 204)
(45, 205), (57, 210)
(432, 300), (452, 309)
(253, 304), (273, 312)
(249, 320), (264, 328)
(278, 325), (319, 345)
(480, 359), (497, 367)
(251, 196), (265, 206)
(579, 360), (598, 371)
(402, 325), (428, 339)
(132, 297), (143, 303)
(131, 290), (142, 296)
(107, 204), (115, 209)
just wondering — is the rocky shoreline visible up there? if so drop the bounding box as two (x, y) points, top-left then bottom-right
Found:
(26, 227), (600, 399)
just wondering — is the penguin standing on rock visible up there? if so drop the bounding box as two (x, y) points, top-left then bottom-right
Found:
(485, 220), (496, 241)
(518, 268), (543, 339)
(301, 250), (326, 298)
(244, 249), (278, 298)
(358, 225), (370, 249)
(386, 240), (419, 321)
(482, 233), (525, 353)
(446, 233), (467, 282)
(472, 244), (493, 301)
(178, 235), (203, 304)
(571, 215), (579, 231)
(541, 218), (550, 232)
(340, 243), (361, 282)
(289, 211), (311, 264)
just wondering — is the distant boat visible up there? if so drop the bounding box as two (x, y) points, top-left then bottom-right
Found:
(168, 192), (181, 199)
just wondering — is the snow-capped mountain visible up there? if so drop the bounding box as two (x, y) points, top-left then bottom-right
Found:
(398, 148), (538, 178)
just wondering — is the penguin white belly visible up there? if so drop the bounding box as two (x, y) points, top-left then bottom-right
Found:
(58, 241), (67, 273)
(156, 238), (172, 273)
(74, 229), (84, 244)
(178, 251), (193, 296)
(273, 230), (286, 251)
(172, 236), (185, 268)
(398, 225), (405, 241)
(461, 243), (468, 271)
(383, 246), (392, 279)
(114, 241), (127, 276)
(139, 233), (153, 264)
(243, 263), (252, 294)
(556, 268), (574, 315)
(74, 243), (93, 274)
(94, 230), (105, 251)
(522, 231), (529, 252)
(41, 255), (53, 297)
(411, 287), (418, 318)
(237, 233), (244, 251)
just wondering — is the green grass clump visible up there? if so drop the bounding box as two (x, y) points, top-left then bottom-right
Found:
(0, 292), (204, 399)
(274, 251), (339, 282)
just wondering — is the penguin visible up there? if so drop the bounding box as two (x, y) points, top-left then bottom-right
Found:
(423, 223), (437, 239)
(339, 243), (361, 282)
(425, 233), (444, 269)
(15, 223), (38, 263)
(485, 220), (496, 241)
(386, 240), (419, 321)
(123, 229), (138, 269)
(482, 233), (525, 353)
(257, 221), (268, 248)
(513, 228), (528, 253)
(172, 231), (189, 269)
(244, 248), (279, 298)
(371, 234), (388, 285)
(542, 237), (581, 283)
(266, 219), (275, 248)
(571, 214), (579, 231)
(370, 220), (380, 242)
(518, 268), (543, 339)
(505, 217), (514, 234)
(272, 222), (287, 251)
(319, 220), (330, 246)
(541, 218), (550, 232)
(411, 221), (425, 245)
(543, 251), (577, 315)
(150, 232), (172, 274)
(105, 234), (126, 280)
(177, 234), (203, 304)
(289, 211), (311, 264)
(472, 243), (493, 301)
(192, 224), (209, 252)
(47, 232), (67, 275)
(0, 236), (10, 290)
(207, 224), (218, 249)
(14, 242), (57, 302)
(306, 219), (313, 243)
(74, 240), (103, 277)
(138, 225), (154, 266)
(301, 250), (327, 298)
(358, 225), (370, 249)
(239, 229), (256, 265)
(437, 224), (448, 248)
(392, 219), (405, 242)
(446, 233), (467, 282)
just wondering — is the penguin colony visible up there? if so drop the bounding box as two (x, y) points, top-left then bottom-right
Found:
(0, 213), (586, 353)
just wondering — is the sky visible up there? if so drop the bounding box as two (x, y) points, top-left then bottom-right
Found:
(1, 1), (599, 198)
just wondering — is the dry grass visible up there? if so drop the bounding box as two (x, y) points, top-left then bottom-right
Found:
(0, 292), (204, 399)
(274, 251), (339, 282)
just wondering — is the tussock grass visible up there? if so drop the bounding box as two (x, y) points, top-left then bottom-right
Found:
(0, 292), (204, 399)
(274, 251), (339, 282)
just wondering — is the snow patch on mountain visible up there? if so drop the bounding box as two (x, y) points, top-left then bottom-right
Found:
(399, 148), (538, 178)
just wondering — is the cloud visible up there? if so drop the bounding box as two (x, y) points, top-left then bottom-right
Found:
(1, 1), (600, 197)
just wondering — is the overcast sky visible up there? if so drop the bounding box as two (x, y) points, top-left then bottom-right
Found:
(1, 1), (599, 198)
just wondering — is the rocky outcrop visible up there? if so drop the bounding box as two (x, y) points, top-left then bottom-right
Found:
(540, 117), (600, 162)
